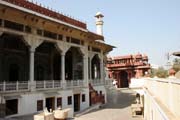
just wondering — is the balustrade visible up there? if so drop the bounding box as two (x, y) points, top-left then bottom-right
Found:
(0, 81), (29, 92)
(35, 80), (62, 90)
(0, 80), (87, 93)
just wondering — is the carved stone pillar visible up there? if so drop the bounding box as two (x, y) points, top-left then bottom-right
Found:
(61, 52), (65, 87)
(83, 55), (89, 86)
(29, 47), (35, 82)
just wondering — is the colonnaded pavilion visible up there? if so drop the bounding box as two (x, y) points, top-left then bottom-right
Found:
(0, 0), (114, 118)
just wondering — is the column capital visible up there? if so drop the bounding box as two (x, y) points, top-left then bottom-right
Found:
(23, 35), (43, 49)
(61, 52), (65, 56)
(29, 46), (36, 53)
(80, 47), (88, 56)
(57, 42), (71, 54)
(88, 52), (95, 60)
(83, 54), (88, 59)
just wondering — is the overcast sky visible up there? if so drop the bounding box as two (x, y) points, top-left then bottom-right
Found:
(35, 0), (180, 66)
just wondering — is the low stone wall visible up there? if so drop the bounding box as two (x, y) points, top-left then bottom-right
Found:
(130, 77), (180, 120)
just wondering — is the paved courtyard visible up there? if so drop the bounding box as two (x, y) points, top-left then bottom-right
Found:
(74, 88), (142, 120)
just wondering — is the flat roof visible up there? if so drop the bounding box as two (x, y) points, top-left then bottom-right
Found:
(173, 52), (180, 57)
(1, 0), (86, 29)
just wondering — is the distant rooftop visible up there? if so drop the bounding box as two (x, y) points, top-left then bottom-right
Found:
(173, 51), (180, 57)
(2, 0), (87, 29)
(110, 53), (148, 60)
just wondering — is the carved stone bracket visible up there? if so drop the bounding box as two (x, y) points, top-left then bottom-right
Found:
(80, 47), (88, 58)
(23, 35), (44, 50)
(57, 42), (71, 55)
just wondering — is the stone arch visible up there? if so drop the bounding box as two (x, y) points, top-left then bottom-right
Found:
(91, 54), (101, 79)
(65, 47), (83, 80)
(0, 33), (29, 51)
(35, 41), (62, 80)
(1, 33), (29, 82)
(119, 70), (129, 88)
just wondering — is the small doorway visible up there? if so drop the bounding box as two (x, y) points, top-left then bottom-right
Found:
(120, 71), (129, 88)
(74, 94), (80, 112)
(46, 97), (55, 112)
(6, 99), (18, 116)
(89, 92), (92, 106)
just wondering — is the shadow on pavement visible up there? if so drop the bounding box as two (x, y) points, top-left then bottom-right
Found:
(77, 88), (136, 116)
(105, 88), (136, 109)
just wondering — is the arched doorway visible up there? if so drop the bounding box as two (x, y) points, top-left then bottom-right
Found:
(35, 42), (61, 80)
(91, 54), (100, 79)
(1, 33), (29, 82)
(65, 47), (83, 80)
(65, 50), (73, 80)
(120, 71), (129, 88)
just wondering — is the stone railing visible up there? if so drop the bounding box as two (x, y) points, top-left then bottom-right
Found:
(0, 80), (88, 92)
(0, 81), (29, 92)
(35, 80), (63, 90)
(65, 80), (85, 88)
(89, 79), (104, 86)
(36, 80), (86, 90)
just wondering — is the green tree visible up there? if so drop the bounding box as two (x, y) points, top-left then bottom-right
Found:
(150, 67), (168, 78)
(150, 68), (156, 78)
(172, 58), (180, 72)
(156, 67), (168, 78)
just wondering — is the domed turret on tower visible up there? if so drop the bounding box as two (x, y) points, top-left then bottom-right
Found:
(95, 12), (104, 36)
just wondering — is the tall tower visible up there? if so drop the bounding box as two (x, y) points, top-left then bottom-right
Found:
(95, 12), (104, 36)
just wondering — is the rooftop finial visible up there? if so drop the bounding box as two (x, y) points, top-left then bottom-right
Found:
(95, 12), (104, 36)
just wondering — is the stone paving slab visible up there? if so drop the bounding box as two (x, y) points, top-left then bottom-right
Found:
(74, 88), (143, 120)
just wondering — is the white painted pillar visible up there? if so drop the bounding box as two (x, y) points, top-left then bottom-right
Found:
(100, 55), (104, 83)
(29, 47), (35, 91)
(89, 57), (92, 80)
(83, 55), (88, 86)
(61, 52), (66, 88)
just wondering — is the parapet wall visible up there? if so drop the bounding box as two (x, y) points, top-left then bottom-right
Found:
(130, 77), (180, 120)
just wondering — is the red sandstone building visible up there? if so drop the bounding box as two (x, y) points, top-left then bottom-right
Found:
(107, 53), (151, 88)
